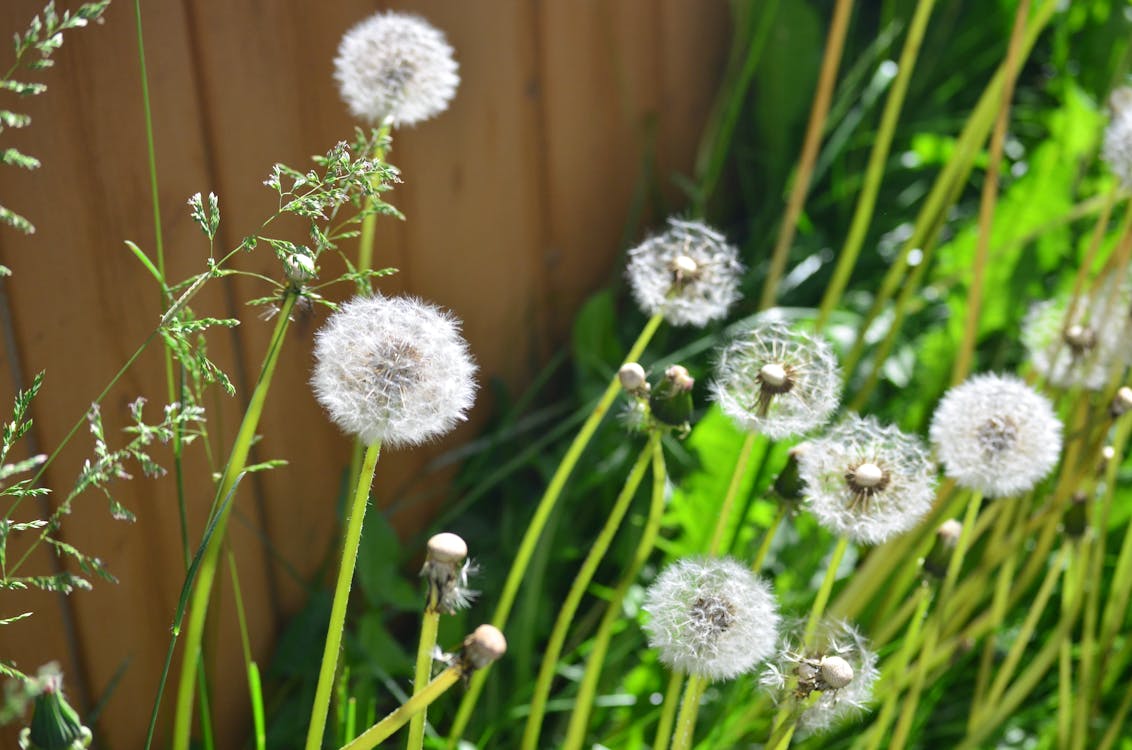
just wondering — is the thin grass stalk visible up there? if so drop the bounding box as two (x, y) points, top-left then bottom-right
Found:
(951, 0), (1030, 385)
(1093, 413), (1132, 666)
(562, 434), (667, 750)
(1097, 680), (1132, 750)
(171, 290), (298, 750)
(708, 431), (759, 555)
(341, 665), (463, 750)
(759, 0), (854, 310)
(446, 312), (664, 746)
(669, 674), (706, 750)
(652, 670), (684, 750)
(305, 440), (383, 750)
(966, 498), (1019, 720)
(227, 551), (266, 750)
(815, 0), (936, 331)
(406, 610), (440, 750)
(522, 432), (660, 750)
(1065, 539), (1088, 750)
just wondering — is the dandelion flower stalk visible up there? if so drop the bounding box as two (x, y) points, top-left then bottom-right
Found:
(171, 290), (298, 750)
(522, 432), (661, 750)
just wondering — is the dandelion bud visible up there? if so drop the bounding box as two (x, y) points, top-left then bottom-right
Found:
(461, 625), (507, 671)
(18, 668), (91, 750)
(618, 362), (648, 394)
(1064, 492), (1089, 539)
(421, 532), (477, 614)
(1111, 386), (1132, 417)
(922, 519), (962, 579)
(798, 415), (936, 545)
(334, 12), (460, 127)
(310, 295), (477, 448)
(648, 365), (694, 428)
(283, 251), (317, 283)
(773, 443), (808, 505)
(930, 373), (1062, 498)
(711, 321), (841, 440)
(626, 218), (743, 327)
(642, 557), (780, 681)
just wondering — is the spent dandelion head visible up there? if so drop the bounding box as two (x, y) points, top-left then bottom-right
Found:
(421, 532), (478, 615)
(625, 218), (743, 327)
(310, 294), (477, 448)
(334, 11), (459, 127)
(760, 620), (878, 736)
(930, 373), (1062, 498)
(710, 321), (841, 440)
(1104, 87), (1132, 189)
(797, 415), (936, 544)
(641, 557), (780, 681)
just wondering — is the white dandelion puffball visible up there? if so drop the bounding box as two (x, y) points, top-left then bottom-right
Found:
(334, 12), (459, 127)
(1104, 87), (1132, 189)
(642, 557), (780, 681)
(760, 619), (879, 736)
(930, 373), (1062, 498)
(711, 321), (841, 440)
(311, 295), (477, 448)
(798, 414), (936, 544)
(625, 218), (743, 327)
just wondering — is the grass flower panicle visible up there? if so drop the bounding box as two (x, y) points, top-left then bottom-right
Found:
(334, 11), (460, 127)
(711, 321), (841, 439)
(642, 557), (780, 681)
(311, 294), (477, 448)
(930, 373), (1063, 497)
(625, 218), (743, 327)
(797, 415), (935, 544)
(1103, 87), (1132, 189)
(760, 620), (879, 736)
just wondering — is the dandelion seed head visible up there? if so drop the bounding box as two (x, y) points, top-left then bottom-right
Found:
(311, 294), (477, 448)
(334, 12), (459, 127)
(710, 321), (841, 439)
(930, 373), (1062, 497)
(1104, 88), (1132, 189)
(625, 219), (743, 327)
(642, 557), (780, 681)
(797, 415), (935, 544)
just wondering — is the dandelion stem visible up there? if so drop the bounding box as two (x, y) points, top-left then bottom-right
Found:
(406, 609), (440, 750)
(446, 312), (664, 746)
(340, 664), (462, 750)
(305, 439), (382, 750)
(562, 435), (668, 750)
(804, 536), (850, 646)
(652, 670), (684, 750)
(522, 432), (660, 750)
(170, 291), (297, 750)
(750, 506), (786, 572)
(669, 674), (705, 750)
(709, 431), (758, 555)
(862, 584), (932, 750)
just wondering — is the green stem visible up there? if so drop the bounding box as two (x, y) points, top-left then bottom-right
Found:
(750, 507), (787, 572)
(406, 611), (440, 750)
(652, 671), (684, 750)
(522, 433), (660, 750)
(562, 436), (668, 750)
(861, 585), (932, 750)
(306, 440), (383, 750)
(170, 292), (298, 750)
(341, 665), (462, 750)
(446, 313), (664, 746)
(804, 536), (850, 646)
(669, 674), (705, 750)
(708, 431), (758, 555)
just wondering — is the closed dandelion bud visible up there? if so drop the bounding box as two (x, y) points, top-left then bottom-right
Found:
(649, 365), (694, 427)
(461, 625), (507, 671)
(1111, 386), (1132, 417)
(311, 295), (478, 448)
(421, 532), (477, 614)
(618, 362), (649, 395)
(711, 321), (841, 440)
(1104, 87), (1132, 189)
(625, 218), (743, 327)
(334, 12), (459, 128)
(797, 415), (936, 545)
(773, 443), (808, 505)
(642, 557), (780, 682)
(759, 620), (878, 736)
(930, 373), (1062, 498)
(1064, 492), (1089, 539)
(922, 519), (962, 579)
(18, 669), (91, 750)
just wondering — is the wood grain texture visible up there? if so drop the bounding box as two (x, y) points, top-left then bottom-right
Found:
(0, 0), (729, 746)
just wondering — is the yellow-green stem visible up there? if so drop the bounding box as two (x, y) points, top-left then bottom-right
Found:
(861, 585), (932, 750)
(750, 507), (787, 572)
(563, 437), (668, 750)
(446, 313), (664, 746)
(171, 291), (297, 750)
(652, 671), (684, 750)
(804, 536), (850, 646)
(522, 434), (659, 750)
(406, 611), (440, 750)
(709, 432), (759, 555)
(669, 675), (706, 750)
(341, 665), (462, 750)
(306, 440), (383, 750)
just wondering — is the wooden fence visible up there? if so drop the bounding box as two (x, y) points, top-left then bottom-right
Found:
(0, 0), (729, 746)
